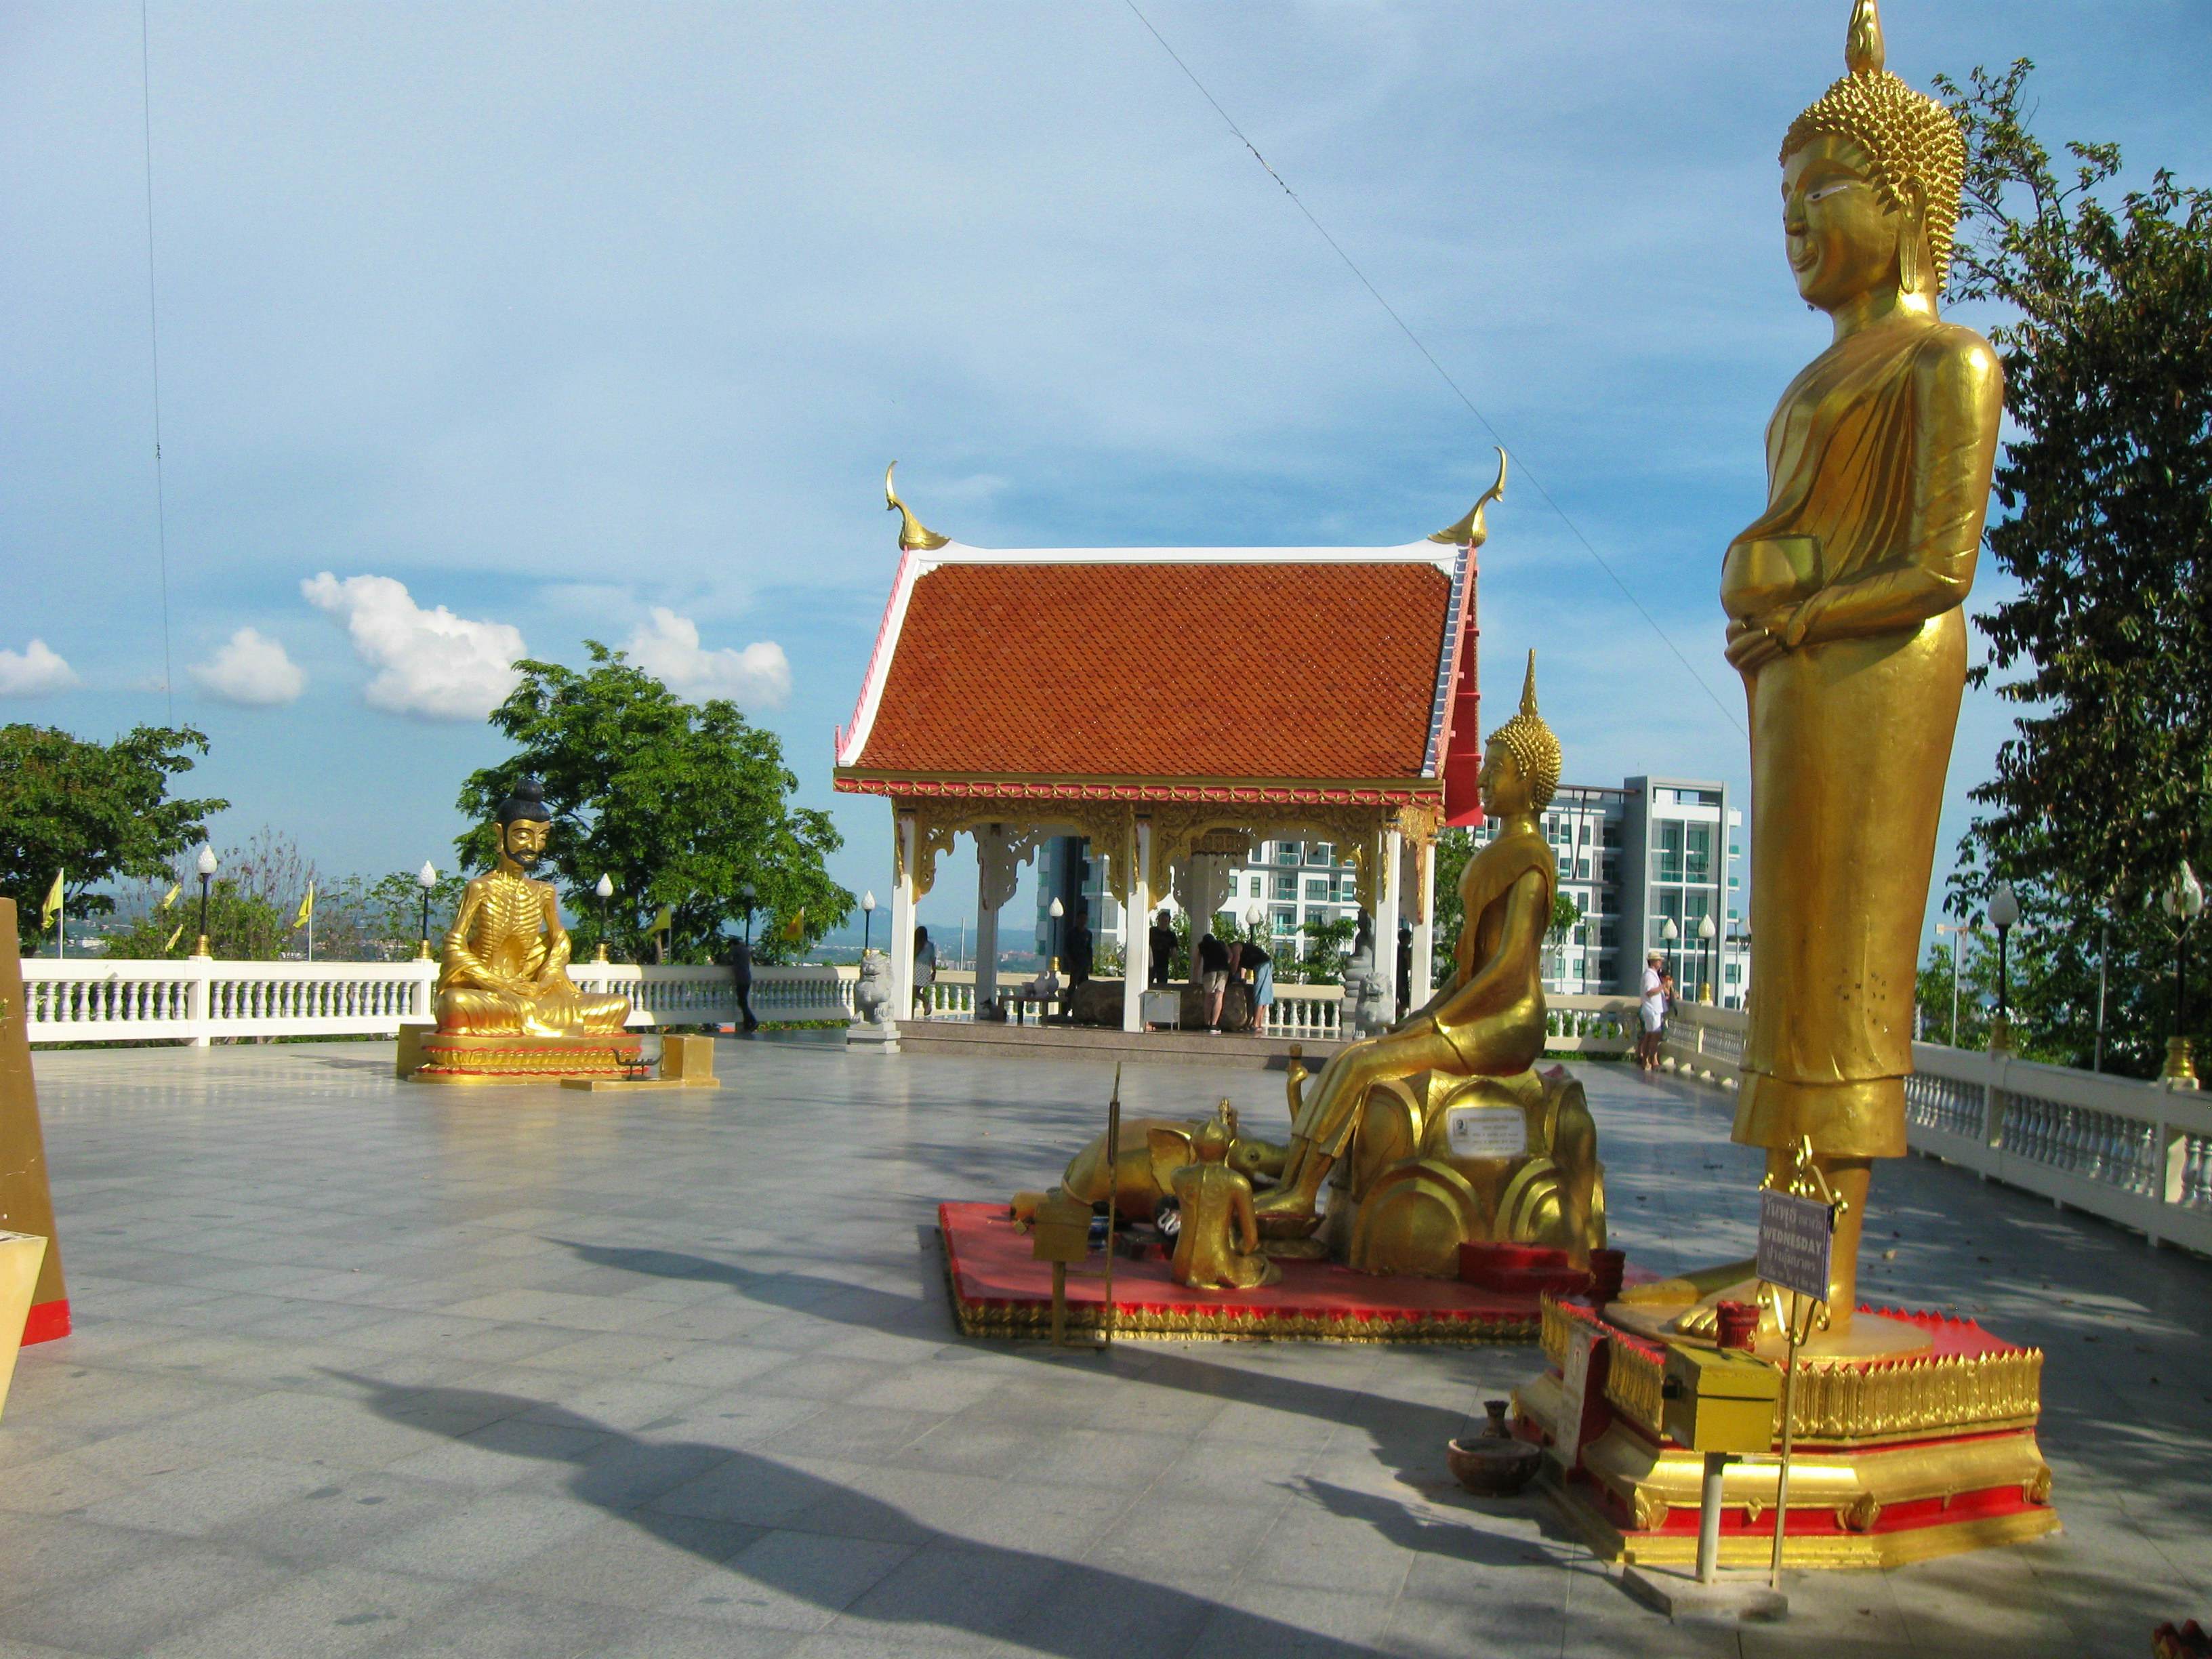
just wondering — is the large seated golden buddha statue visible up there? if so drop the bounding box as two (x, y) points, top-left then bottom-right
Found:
(414, 778), (637, 1083)
(1254, 653), (1603, 1275)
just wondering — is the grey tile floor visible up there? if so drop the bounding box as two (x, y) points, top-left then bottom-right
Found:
(1, 1037), (2207, 1657)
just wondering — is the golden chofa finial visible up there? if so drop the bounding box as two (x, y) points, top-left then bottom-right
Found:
(1427, 447), (1508, 548)
(1845, 0), (1885, 77)
(884, 462), (949, 552)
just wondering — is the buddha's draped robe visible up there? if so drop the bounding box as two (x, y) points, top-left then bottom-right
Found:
(1725, 315), (2001, 1158)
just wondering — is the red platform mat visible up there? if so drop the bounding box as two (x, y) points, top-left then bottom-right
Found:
(939, 1200), (1544, 1343)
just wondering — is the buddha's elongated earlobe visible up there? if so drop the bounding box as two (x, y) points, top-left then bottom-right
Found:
(1896, 182), (1926, 295)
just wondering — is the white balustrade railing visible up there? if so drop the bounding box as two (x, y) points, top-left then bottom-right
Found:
(23, 957), (857, 1047)
(1658, 999), (2212, 1256)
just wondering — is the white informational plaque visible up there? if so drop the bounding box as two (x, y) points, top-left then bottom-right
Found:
(1552, 1323), (1600, 1470)
(1444, 1106), (1527, 1159)
(1755, 1189), (1835, 1304)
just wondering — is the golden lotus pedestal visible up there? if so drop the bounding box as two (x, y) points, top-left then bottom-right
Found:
(410, 1030), (644, 1085)
(1514, 1298), (2058, 1570)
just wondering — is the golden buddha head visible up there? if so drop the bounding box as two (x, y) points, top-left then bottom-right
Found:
(1481, 651), (1561, 818)
(1192, 1111), (1233, 1165)
(1781, 0), (1966, 309)
(493, 777), (554, 872)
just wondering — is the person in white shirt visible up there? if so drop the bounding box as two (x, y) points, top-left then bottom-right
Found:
(1638, 951), (1668, 1070)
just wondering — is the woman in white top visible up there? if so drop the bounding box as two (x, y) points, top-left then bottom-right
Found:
(1638, 951), (1667, 1070)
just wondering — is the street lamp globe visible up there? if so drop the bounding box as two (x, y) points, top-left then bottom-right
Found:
(1246, 903), (1265, 933)
(1661, 917), (1679, 944)
(1988, 881), (2022, 930)
(195, 844), (218, 878)
(2163, 861), (2205, 922)
(1697, 915), (1716, 941)
(595, 874), (613, 899)
(1048, 898), (1065, 918)
(861, 891), (876, 914)
(416, 861), (437, 890)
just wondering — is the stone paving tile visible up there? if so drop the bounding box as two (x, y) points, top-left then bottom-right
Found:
(3, 1038), (2209, 1659)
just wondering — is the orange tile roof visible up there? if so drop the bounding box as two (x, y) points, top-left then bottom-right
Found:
(843, 560), (1452, 785)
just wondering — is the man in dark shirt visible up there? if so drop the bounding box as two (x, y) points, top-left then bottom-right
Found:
(726, 933), (758, 1034)
(1396, 918), (1414, 1017)
(1197, 931), (1230, 1030)
(1067, 901), (1094, 985)
(1149, 910), (1176, 987)
(1233, 939), (1273, 1034)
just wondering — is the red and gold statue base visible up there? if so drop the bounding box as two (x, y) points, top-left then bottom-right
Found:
(1516, 1296), (2057, 1569)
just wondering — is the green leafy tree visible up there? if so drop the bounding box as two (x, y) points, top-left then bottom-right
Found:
(455, 644), (849, 964)
(103, 828), (318, 962)
(327, 869), (473, 960)
(1929, 62), (2212, 1076)
(1, 724), (228, 949)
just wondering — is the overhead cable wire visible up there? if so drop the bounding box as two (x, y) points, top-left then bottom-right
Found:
(140, 0), (176, 721)
(1120, 0), (1743, 735)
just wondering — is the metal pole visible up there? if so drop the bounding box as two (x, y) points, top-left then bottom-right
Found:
(2093, 921), (2109, 1073)
(1769, 1291), (1803, 1591)
(1949, 939), (1960, 1047)
(1100, 1064), (1120, 1352)
(1696, 1451), (1729, 1584)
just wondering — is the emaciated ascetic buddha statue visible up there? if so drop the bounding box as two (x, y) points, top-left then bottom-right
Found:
(1624, 0), (2002, 1346)
(1254, 653), (1603, 1275)
(416, 778), (635, 1082)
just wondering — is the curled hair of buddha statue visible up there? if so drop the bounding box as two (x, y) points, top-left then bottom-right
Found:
(495, 776), (554, 827)
(1193, 1113), (1233, 1163)
(1783, 0), (1967, 287)
(1486, 651), (1562, 811)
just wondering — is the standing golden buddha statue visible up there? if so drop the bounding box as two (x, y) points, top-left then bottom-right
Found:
(414, 778), (637, 1083)
(1633, 0), (2002, 1341)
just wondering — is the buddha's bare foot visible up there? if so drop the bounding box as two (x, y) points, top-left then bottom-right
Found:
(1252, 1185), (1320, 1237)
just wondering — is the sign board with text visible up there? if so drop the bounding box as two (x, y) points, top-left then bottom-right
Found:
(1551, 1322), (1602, 1471)
(1444, 1106), (1527, 1160)
(1755, 1189), (1835, 1303)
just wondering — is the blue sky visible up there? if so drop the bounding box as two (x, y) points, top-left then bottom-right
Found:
(5, 2), (2209, 941)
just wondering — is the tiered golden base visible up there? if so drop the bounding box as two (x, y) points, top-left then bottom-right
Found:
(1514, 1299), (2060, 1570)
(411, 1030), (644, 1085)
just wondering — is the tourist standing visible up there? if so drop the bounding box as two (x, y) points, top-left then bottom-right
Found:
(1149, 909), (1175, 987)
(1237, 939), (1274, 1036)
(1638, 951), (1666, 1069)
(1067, 900), (1093, 985)
(1197, 931), (1230, 1031)
(1395, 918), (1413, 1016)
(725, 933), (758, 1035)
(913, 926), (937, 1019)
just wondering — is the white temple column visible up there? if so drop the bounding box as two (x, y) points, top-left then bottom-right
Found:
(1122, 817), (1151, 1033)
(891, 811), (918, 1019)
(1374, 827), (1403, 1023)
(1411, 836), (1436, 1010)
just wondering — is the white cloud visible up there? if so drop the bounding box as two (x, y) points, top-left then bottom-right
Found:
(302, 572), (525, 720)
(189, 627), (306, 706)
(0, 639), (78, 696)
(625, 607), (790, 708)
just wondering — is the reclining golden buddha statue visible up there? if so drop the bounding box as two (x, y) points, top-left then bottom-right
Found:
(1253, 653), (1604, 1275)
(414, 777), (637, 1082)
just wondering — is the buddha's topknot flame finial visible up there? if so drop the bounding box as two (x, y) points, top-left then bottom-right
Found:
(1519, 648), (1539, 718)
(1486, 649), (1562, 809)
(1845, 0), (1885, 77)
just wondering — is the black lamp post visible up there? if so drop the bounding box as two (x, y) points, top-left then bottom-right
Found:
(861, 890), (876, 955)
(2162, 861), (2204, 1088)
(1988, 881), (2020, 1051)
(415, 861), (438, 960)
(741, 882), (758, 947)
(192, 844), (218, 958)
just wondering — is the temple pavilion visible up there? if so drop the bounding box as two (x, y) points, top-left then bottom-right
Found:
(832, 461), (1504, 1033)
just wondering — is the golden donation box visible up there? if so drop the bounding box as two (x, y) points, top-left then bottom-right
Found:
(1029, 1191), (1094, 1266)
(1662, 1346), (1781, 1457)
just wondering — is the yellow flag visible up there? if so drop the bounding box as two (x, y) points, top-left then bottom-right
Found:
(163, 922), (184, 953)
(293, 882), (315, 930)
(40, 869), (63, 927)
(159, 882), (180, 912)
(781, 907), (805, 943)
(651, 903), (674, 935)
